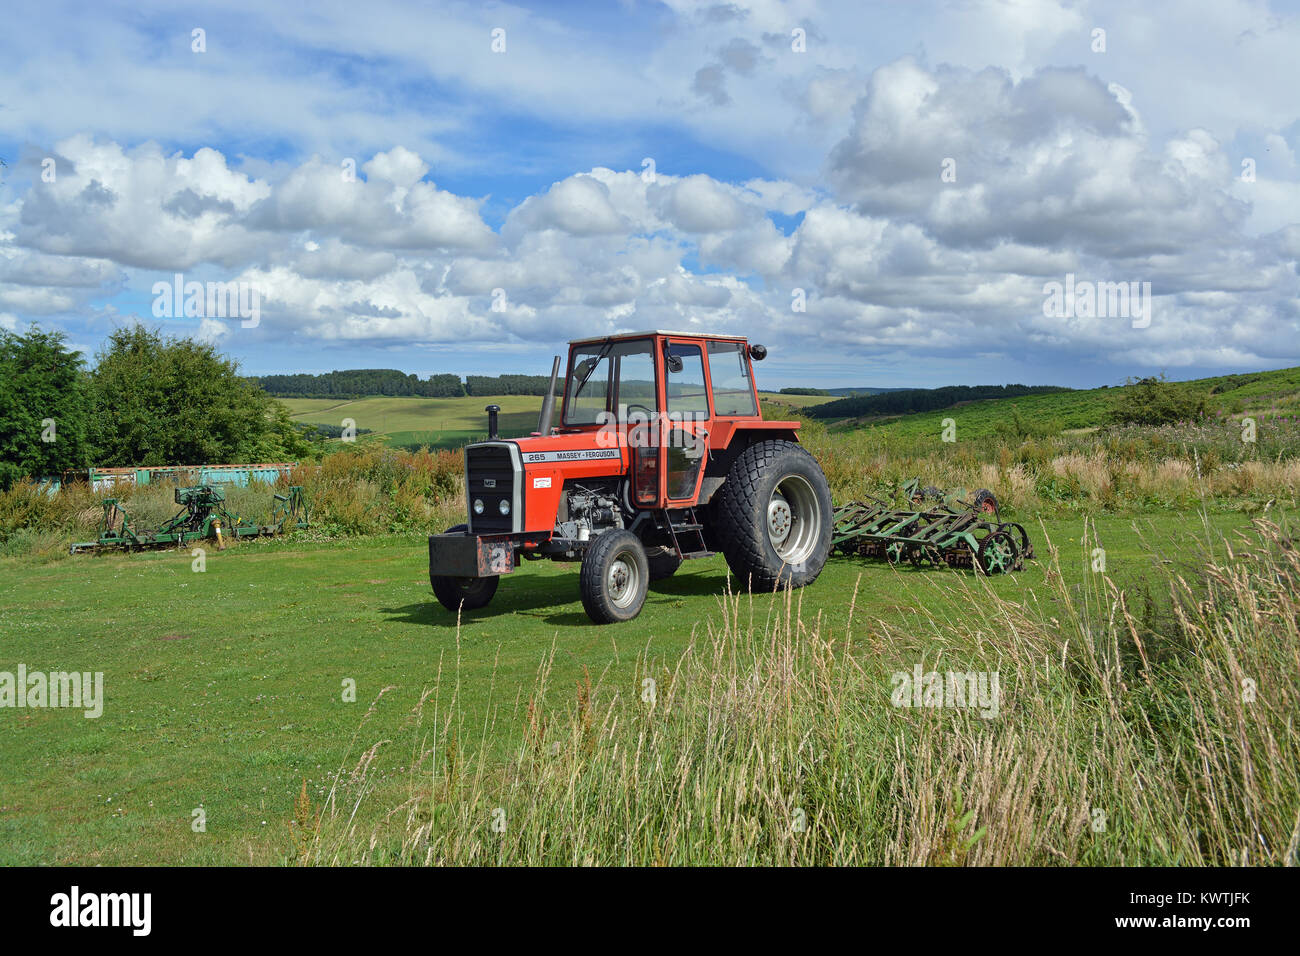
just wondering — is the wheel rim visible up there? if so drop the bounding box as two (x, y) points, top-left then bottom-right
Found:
(607, 551), (641, 608)
(982, 535), (1014, 573)
(766, 475), (822, 566)
(767, 493), (792, 546)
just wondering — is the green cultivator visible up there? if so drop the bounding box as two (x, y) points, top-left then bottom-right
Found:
(831, 481), (1033, 574)
(70, 485), (308, 554)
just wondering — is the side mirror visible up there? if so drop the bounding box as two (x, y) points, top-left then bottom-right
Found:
(574, 356), (599, 386)
(662, 340), (685, 374)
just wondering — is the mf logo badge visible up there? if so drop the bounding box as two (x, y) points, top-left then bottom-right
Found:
(483, 478), (497, 488)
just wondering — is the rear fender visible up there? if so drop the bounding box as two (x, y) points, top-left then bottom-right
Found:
(700, 422), (801, 501)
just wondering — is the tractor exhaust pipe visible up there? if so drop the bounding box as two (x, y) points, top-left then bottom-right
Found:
(536, 355), (561, 435)
(485, 404), (501, 439)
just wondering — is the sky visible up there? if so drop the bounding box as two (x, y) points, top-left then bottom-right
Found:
(0, 0), (1298, 390)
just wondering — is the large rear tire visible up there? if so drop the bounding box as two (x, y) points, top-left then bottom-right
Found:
(431, 524), (500, 612)
(580, 530), (649, 623)
(714, 440), (832, 591)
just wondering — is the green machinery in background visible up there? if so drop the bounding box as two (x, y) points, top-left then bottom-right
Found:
(831, 479), (1033, 575)
(70, 485), (308, 554)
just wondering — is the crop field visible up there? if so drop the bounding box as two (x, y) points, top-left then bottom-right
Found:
(0, 510), (1262, 865)
(280, 394), (542, 449)
(281, 391), (826, 449)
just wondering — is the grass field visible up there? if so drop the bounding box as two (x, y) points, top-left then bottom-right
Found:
(4, 367), (1299, 865)
(279, 395), (542, 450)
(280, 391), (828, 449)
(0, 509), (1274, 864)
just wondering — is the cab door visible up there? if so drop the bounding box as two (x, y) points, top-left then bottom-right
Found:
(658, 339), (711, 507)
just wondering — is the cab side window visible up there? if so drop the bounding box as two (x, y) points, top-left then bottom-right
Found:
(706, 341), (757, 416)
(665, 344), (709, 416)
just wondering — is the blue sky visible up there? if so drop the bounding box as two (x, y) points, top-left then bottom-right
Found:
(1, 0), (1298, 389)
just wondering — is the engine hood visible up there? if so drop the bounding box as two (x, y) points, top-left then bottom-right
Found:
(507, 431), (626, 467)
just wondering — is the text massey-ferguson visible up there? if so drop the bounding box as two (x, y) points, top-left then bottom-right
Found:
(428, 331), (833, 623)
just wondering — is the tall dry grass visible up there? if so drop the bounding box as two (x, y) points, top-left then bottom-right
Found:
(0, 444), (466, 557)
(797, 417), (1300, 515)
(306, 518), (1300, 866)
(5, 413), (1299, 559)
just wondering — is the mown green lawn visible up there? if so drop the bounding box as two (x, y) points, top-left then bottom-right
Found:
(0, 509), (1255, 865)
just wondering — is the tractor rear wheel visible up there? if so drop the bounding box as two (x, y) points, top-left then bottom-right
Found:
(580, 530), (650, 623)
(431, 524), (500, 612)
(714, 440), (832, 591)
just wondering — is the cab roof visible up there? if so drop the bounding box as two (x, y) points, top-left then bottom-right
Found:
(567, 329), (749, 346)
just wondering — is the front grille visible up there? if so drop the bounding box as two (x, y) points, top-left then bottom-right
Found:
(466, 444), (517, 533)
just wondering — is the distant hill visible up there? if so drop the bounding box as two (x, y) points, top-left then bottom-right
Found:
(778, 386), (914, 397)
(814, 366), (1300, 441)
(806, 384), (1071, 420)
(826, 386), (913, 396)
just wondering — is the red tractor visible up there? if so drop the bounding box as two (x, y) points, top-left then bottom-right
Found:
(429, 331), (833, 623)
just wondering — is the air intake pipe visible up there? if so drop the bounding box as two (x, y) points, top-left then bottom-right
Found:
(535, 355), (561, 435)
(485, 404), (500, 439)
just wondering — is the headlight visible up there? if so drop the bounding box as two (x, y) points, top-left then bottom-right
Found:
(472, 498), (484, 515)
(498, 500), (510, 516)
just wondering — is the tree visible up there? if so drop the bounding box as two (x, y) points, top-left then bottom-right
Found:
(0, 327), (90, 488)
(87, 325), (312, 466)
(253, 368), (468, 398)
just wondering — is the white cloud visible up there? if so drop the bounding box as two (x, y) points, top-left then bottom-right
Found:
(2, 1), (1298, 380)
(507, 176), (627, 236)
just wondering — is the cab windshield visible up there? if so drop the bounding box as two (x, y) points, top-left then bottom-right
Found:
(563, 339), (658, 425)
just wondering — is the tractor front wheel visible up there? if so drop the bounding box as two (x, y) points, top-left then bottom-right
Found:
(714, 440), (832, 592)
(580, 530), (650, 623)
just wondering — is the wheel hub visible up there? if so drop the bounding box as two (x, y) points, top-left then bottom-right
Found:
(607, 554), (639, 607)
(767, 493), (793, 545)
(764, 477), (823, 566)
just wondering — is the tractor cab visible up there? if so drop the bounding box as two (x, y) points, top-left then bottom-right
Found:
(555, 332), (766, 509)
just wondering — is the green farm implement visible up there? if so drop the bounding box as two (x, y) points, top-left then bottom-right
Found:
(70, 485), (308, 554)
(831, 482), (1033, 574)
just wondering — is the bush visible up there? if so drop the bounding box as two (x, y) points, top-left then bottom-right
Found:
(1110, 375), (1207, 427)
